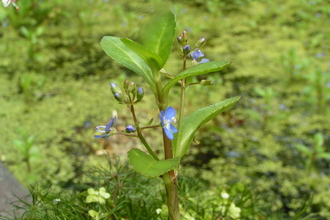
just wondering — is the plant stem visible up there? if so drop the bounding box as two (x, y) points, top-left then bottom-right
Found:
(154, 69), (181, 219)
(163, 172), (180, 220)
(176, 56), (187, 140)
(129, 104), (159, 161)
(161, 55), (189, 220)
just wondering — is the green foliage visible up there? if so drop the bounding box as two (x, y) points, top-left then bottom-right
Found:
(101, 36), (156, 92)
(173, 96), (240, 157)
(302, 69), (330, 115)
(295, 132), (330, 174)
(162, 61), (232, 97)
(20, 26), (44, 62)
(128, 148), (181, 178)
(18, 72), (45, 103)
(12, 128), (41, 183)
(140, 11), (176, 68)
(4, 158), (166, 220)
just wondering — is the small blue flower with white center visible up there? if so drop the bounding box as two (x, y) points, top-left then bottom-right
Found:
(160, 107), (178, 140)
(94, 117), (117, 139)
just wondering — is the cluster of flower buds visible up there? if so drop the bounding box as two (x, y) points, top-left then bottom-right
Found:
(110, 80), (144, 105)
(177, 31), (209, 65)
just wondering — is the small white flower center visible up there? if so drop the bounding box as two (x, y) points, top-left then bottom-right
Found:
(164, 117), (176, 130)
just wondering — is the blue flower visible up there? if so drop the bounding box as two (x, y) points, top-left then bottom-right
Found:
(94, 117), (117, 139)
(160, 107), (178, 140)
(189, 50), (210, 64)
(190, 50), (204, 61)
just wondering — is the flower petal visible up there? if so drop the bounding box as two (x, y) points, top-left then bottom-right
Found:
(190, 50), (204, 61)
(159, 110), (165, 125)
(199, 58), (209, 64)
(164, 127), (174, 140)
(165, 107), (176, 119)
(94, 134), (108, 138)
(105, 116), (116, 132)
(169, 124), (178, 133)
(95, 126), (106, 133)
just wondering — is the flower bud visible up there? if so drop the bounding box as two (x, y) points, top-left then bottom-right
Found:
(177, 36), (183, 45)
(123, 79), (130, 91)
(181, 31), (188, 43)
(110, 83), (124, 99)
(182, 45), (191, 55)
(123, 80), (136, 93)
(160, 68), (167, 74)
(125, 125), (136, 133)
(110, 83), (120, 94)
(200, 79), (213, 86)
(114, 93), (125, 103)
(136, 87), (144, 103)
(128, 82), (136, 93)
(110, 83), (125, 103)
(178, 31), (188, 46)
(195, 38), (206, 48)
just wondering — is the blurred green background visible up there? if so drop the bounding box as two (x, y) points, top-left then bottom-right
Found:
(0, 0), (330, 218)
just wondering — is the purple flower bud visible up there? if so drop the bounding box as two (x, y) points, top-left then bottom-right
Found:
(110, 83), (124, 103)
(177, 36), (183, 44)
(125, 125), (136, 133)
(183, 45), (191, 55)
(110, 83), (120, 93)
(114, 93), (124, 103)
(110, 83), (117, 88)
(136, 87), (144, 102)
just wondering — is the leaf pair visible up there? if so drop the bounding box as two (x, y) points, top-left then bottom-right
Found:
(100, 11), (176, 93)
(128, 95), (240, 178)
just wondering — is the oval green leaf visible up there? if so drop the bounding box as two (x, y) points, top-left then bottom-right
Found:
(128, 148), (180, 178)
(173, 96), (240, 158)
(121, 38), (163, 71)
(163, 61), (231, 96)
(100, 36), (156, 92)
(141, 11), (176, 66)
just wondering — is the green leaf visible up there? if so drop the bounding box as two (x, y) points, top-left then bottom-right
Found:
(141, 11), (176, 66)
(13, 140), (26, 155)
(128, 148), (180, 178)
(100, 36), (156, 92)
(254, 87), (265, 97)
(313, 132), (324, 148)
(121, 38), (163, 71)
(173, 96), (240, 158)
(294, 144), (312, 156)
(163, 61), (231, 96)
(318, 153), (330, 160)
